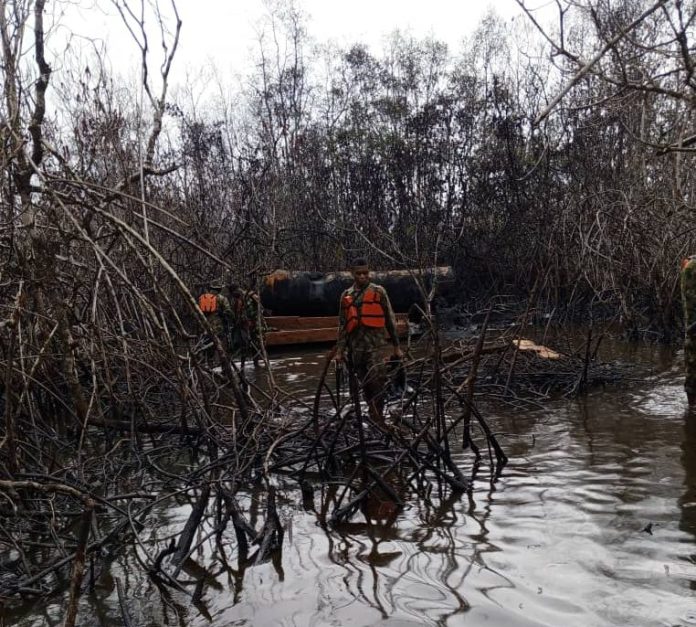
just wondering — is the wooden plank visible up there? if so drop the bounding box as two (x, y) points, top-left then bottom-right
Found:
(265, 328), (339, 346)
(266, 316), (340, 330)
(512, 338), (562, 360)
(265, 314), (408, 332)
(264, 318), (410, 347)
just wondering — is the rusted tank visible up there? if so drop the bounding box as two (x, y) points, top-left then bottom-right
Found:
(261, 267), (454, 316)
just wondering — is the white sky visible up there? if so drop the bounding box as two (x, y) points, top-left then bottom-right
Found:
(50, 0), (537, 89)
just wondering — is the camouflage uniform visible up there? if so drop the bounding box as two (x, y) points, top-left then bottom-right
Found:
(337, 283), (400, 420)
(681, 257), (696, 403)
(229, 290), (266, 364)
(203, 289), (233, 346)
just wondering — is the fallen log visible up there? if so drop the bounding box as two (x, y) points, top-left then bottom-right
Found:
(512, 338), (562, 360)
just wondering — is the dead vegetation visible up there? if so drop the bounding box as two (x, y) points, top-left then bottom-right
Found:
(0, 0), (693, 622)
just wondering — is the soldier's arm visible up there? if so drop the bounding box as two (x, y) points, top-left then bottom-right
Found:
(227, 296), (237, 319)
(243, 293), (253, 323)
(379, 287), (400, 348)
(217, 295), (233, 329)
(248, 292), (267, 332)
(336, 291), (348, 353)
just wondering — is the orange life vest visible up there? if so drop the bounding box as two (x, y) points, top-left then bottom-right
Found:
(342, 286), (385, 333)
(199, 293), (218, 313)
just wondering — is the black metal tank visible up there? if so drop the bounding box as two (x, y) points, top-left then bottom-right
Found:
(260, 267), (454, 316)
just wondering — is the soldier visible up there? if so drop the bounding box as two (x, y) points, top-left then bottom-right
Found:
(198, 281), (233, 356)
(229, 284), (266, 368)
(335, 257), (403, 423)
(681, 256), (696, 404)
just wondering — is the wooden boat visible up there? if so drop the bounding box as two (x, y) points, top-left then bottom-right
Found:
(264, 314), (411, 347)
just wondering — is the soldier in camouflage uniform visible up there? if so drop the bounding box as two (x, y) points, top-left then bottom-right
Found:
(201, 281), (233, 353)
(681, 256), (696, 404)
(335, 257), (403, 423)
(229, 285), (266, 367)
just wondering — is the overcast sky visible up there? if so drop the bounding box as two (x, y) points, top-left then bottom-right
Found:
(50, 0), (537, 89)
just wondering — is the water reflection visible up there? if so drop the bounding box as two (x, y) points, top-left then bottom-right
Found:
(8, 339), (696, 626)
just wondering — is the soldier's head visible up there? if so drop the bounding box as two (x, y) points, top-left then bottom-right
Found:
(351, 257), (370, 288)
(682, 256), (696, 271)
(228, 283), (243, 298)
(210, 280), (223, 292)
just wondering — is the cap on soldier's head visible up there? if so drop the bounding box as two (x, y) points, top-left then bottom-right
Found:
(351, 256), (368, 269)
(210, 279), (224, 290)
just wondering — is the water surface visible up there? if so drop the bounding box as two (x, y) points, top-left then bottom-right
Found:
(11, 338), (696, 626)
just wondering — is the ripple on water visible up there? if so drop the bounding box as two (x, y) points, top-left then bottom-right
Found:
(11, 337), (696, 627)
(633, 383), (689, 415)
